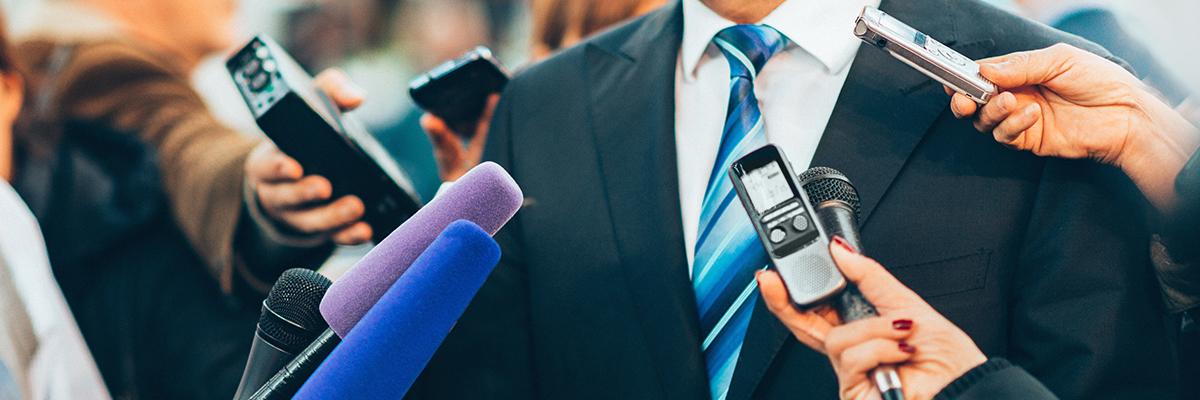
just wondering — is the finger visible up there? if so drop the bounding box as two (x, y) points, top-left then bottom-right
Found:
(977, 44), (1076, 89)
(422, 114), (464, 150)
(993, 102), (1041, 144)
(950, 93), (979, 119)
(829, 241), (922, 306)
(823, 317), (916, 357)
(314, 68), (366, 110)
(466, 95), (500, 159)
(331, 221), (373, 245)
(757, 270), (835, 351)
(973, 91), (1018, 133)
(475, 93), (499, 138)
(838, 339), (915, 378)
(248, 147), (304, 183)
(257, 175), (333, 212)
(278, 195), (366, 235)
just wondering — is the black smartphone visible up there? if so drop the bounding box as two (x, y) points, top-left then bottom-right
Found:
(227, 35), (423, 243)
(408, 46), (510, 138)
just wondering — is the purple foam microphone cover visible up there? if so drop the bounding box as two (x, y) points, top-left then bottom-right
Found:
(294, 220), (501, 399)
(320, 161), (521, 337)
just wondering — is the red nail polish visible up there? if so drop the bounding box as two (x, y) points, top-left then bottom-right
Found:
(892, 319), (913, 330)
(831, 236), (858, 254)
(899, 341), (916, 353)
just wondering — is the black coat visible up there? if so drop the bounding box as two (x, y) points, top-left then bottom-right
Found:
(414, 0), (1177, 398)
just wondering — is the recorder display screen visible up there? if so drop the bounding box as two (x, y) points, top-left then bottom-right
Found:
(743, 162), (794, 214)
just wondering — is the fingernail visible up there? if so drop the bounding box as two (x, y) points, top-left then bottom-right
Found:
(1024, 103), (1039, 116)
(344, 81), (366, 99)
(831, 236), (858, 254)
(892, 319), (913, 330)
(899, 341), (916, 353)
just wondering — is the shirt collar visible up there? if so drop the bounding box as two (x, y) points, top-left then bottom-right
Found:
(680, 0), (881, 81)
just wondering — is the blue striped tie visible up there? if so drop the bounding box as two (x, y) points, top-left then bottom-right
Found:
(693, 24), (787, 400)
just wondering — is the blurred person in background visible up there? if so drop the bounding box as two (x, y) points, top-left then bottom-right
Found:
(279, 0), (502, 201)
(0, 10), (109, 400)
(10, 0), (370, 398)
(372, 0), (495, 200)
(420, 0), (666, 183)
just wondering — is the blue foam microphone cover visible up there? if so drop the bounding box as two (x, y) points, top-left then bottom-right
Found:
(293, 220), (501, 399)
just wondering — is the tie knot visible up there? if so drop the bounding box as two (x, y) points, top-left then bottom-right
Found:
(713, 24), (787, 79)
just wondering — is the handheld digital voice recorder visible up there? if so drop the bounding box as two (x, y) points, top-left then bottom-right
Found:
(728, 145), (846, 307)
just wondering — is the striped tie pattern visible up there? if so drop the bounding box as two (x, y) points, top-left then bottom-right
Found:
(693, 25), (787, 400)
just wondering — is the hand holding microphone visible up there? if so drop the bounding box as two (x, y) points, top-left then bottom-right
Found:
(756, 241), (987, 400)
(948, 43), (1200, 213)
(244, 161), (522, 399)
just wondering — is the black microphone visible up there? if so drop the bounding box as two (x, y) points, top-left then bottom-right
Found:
(798, 167), (903, 400)
(246, 328), (339, 400)
(232, 268), (332, 400)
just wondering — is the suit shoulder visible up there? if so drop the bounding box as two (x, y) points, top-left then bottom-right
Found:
(952, 0), (1112, 59)
(503, 9), (656, 99)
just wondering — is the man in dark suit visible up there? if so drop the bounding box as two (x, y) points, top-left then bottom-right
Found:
(413, 0), (1178, 398)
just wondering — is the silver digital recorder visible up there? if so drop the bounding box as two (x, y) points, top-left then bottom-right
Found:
(854, 6), (997, 103)
(729, 145), (846, 306)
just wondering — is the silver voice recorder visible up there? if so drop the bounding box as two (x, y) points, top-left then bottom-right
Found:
(728, 145), (846, 306)
(854, 6), (997, 103)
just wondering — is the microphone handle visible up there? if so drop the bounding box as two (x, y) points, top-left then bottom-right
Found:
(248, 328), (341, 400)
(814, 202), (904, 400)
(233, 331), (295, 400)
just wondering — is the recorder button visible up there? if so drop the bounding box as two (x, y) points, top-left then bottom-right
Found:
(791, 215), (809, 232)
(769, 227), (787, 244)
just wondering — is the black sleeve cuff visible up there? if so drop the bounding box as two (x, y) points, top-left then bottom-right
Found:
(934, 358), (1058, 400)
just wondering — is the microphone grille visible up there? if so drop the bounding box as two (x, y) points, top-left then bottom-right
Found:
(260, 268), (333, 350)
(798, 167), (861, 219)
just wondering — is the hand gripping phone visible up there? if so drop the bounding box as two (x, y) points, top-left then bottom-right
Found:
(854, 6), (997, 103)
(227, 35), (423, 243)
(409, 46), (510, 138)
(729, 145), (846, 306)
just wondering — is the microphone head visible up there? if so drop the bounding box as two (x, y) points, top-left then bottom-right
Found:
(320, 162), (522, 337)
(259, 268), (333, 352)
(294, 220), (501, 400)
(798, 166), (861, 220)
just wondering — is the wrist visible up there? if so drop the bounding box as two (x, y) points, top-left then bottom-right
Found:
(1115, 93), (1199, 213)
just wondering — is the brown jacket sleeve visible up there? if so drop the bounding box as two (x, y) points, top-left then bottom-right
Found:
(54, 41), (259, 292)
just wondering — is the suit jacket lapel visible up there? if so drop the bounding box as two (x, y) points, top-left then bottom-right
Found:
(727, 1), (995, 398)
(585, 2), (710, 398)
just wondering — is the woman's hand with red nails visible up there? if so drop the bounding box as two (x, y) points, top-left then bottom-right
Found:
(755, 240), (987, 400)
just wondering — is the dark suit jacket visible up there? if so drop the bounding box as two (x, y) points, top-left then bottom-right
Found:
(414, 0), (1178, 398)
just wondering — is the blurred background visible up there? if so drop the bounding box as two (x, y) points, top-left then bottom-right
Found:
(3, 0), (1196, 200)
(2, 0), (1197, 270)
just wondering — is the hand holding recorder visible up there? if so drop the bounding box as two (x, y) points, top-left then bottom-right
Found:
(948, 43), (1200, 213)
(411, 47), (509, 182)
(245, 69), (373, 245)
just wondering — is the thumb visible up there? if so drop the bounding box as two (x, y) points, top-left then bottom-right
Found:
(977, 44), (1076, 89)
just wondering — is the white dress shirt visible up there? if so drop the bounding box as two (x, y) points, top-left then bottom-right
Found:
(675, 0), (879, 272)
(0, 182), (110, 400)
